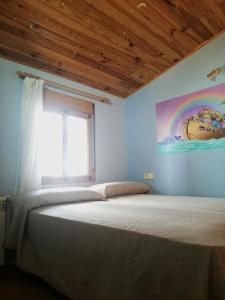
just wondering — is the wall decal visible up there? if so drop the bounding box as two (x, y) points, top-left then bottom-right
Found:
(156, 83), (225, 154)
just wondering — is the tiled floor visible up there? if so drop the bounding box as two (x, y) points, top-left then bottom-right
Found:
(0, 265), (69, 300)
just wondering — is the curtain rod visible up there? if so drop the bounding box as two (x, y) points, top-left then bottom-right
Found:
(16, 71), (112, 105)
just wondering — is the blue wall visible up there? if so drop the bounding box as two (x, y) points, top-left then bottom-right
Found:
(126, 33), (225, 198)
(0, 60), (22, 195)
(1, 32), (225, 197)
(0, 58), (128, 195)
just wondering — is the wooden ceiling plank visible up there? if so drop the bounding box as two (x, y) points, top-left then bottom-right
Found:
(121, 0), (198, 56)
(0, 28), (137, 93)
(82, 0), (180, 61)
(0, 0), (153, 86)
(39, 1), (178, 65)
(121, 0), (198, 55)
(91, 0), (180, 58)
(169, 29), (197, 53)
(0, 45), (127, 98)
(189, 0), (223, 33)
(177, 0), (223, 30)
(145, 0), (188, 30)
(0, 10), (144, 86)
(26, 0), (162, 62)
(132, 0), (205, 46)
(200, 16), (221, 35)
(169, 0), (214, 40)
(1, 4), (156, 86)
(25, 0), (137, 58)
(0, 27), (118, 86)
(184, 27), (205, 44)
(0, 0), (174, 82)
(199, 0), (225, 28)
(39, 0), (179, 80)
(132, 63), (164, 83)
(104, 0), (187, 58)
(100, 0), (204, 72)
(178, 11), (212, 40)
(0, 13), (111, 74)
(8, 0), (169, 79)
(0, 0), (224, 97)
(0, 0), (142, 71)
(41, 0), (164, 57)
(217, 0), (225, 24)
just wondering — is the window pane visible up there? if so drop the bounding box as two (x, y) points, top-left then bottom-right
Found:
(40, 112), (63, 177)
(66, 115), (89, 177)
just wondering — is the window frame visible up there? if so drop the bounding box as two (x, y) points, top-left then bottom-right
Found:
(41, 89), (95, 186)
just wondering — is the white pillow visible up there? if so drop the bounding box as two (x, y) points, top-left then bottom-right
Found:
(90, 182), (150, 199)
(16, 187), (105, 207)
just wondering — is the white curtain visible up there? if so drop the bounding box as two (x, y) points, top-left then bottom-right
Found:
(17, 77), (44, 193)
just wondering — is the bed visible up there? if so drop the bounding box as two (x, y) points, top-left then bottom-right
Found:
(6, 187), (225, 300)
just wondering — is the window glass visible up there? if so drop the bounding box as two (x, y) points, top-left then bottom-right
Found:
(66, 115), (89, 177)
(41, 90), (94, 184)
(40, 112), (63, 177)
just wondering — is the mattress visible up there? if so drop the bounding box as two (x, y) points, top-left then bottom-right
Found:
(17, 194), (225, 300)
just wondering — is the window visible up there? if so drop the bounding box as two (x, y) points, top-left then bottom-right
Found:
(40, 90), (95, 185)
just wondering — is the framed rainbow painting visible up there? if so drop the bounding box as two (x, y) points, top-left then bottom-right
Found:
(156, 82), (225, 154)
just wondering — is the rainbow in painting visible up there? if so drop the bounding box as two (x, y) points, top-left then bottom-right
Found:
(156, 82), (225, 154)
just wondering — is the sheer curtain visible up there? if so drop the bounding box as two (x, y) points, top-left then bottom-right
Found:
(17, 77), (44, 193)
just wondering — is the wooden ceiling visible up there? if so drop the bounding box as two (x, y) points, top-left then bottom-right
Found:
(0, 0), (225, 98)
